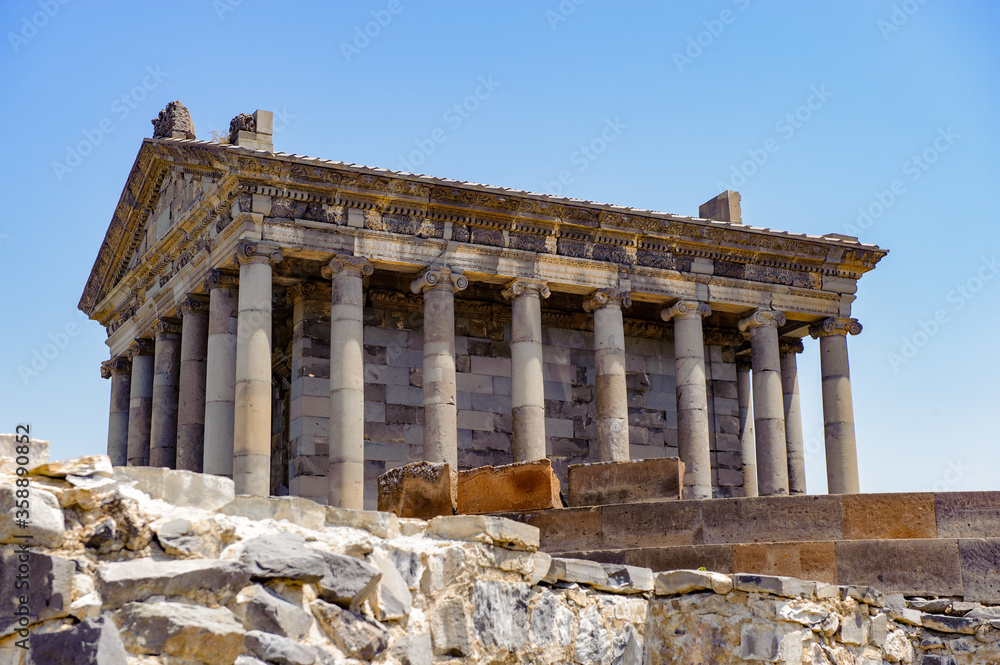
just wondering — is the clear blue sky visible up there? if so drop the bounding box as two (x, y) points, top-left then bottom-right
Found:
(1, 1), (997, 494)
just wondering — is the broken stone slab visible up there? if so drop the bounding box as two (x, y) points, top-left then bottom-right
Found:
(567, 457), (684, 507)
(316, 553), (382, 611)
(114, 601), (246, 665)
(842, 584), (886, 607)
(97, 557), (250, 608)
(221, 495), (325, 529)
(429, 597), (472, 657)
(231, 584), (314, 641)
(525, 551), (552, 586)
(778, 601), (839, 636)
(541, 557), (653, 594)
(428, 514), (539, 552)
(326, 505), (399, 539)
(907, 597), (951, 613)
(0, 550), (75, 638)
(0, 483), (65, 547)
(653, 569), (734, 596)
(371, 549), (412, 621)
(58, 475), (119, 511)
(153, 516), (232, 559)
(69, 573), (101, 622)
(26, 615), (128, 665)
(244, 629), (319, 665)
(115, 465), (235, 512)
(919, 613), (981, 634)
(732, 572), (816, 598)
(456, 459), (562, 514)
(0, 433), (49, 474)
(30, 455), (113, 479)
(884, 594), (923, 626)
(389, 632), (433, 665)
(311, 598), (389, 660)
(378, 461), (457, 519)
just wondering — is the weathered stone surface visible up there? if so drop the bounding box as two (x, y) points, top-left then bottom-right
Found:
(58, 475), (118, 511)
(311, 598), (388, 660)
(935, 492), (1000, 539)
(316, 552), (382, 610)
(702, 494), (844, 544)
(0, 483), (64, 547)
(471, 580), (530, 651)
(835, 539), (963, 598)
(612, 623), (644, 665)
(231, 584), (313, 640)
(326, 505), (399, 539)
(114, 601), (245, 664)
(115, 465), (235, 511)
(429, 514), (539, 551)
(542, 557), (653, 594)
(221, 495), (324, 529)
(151, 100), (196, 139)
(244, 630), (319, 665)
(567, 457), (683, 506)
(0, 434), (48, 475)
(733, 572), (815, 598)
(458, 459), (562, 514)
(885, 594), (923, 626)
(839, 610), (867, 644)
(97, 557), (250, 608)
(0, 551), (74, 637)
(740, 623), (780, 660)
(153, 516), (232, 558)
(778, 600), (839, 635)
(732, 541), (837, 584)
(575, 606), (611, 664)
(842, 493), (937, 540)
(429, 597), (472, 657)
(26, 616), (128, 665)
(589, 544), (735, 575)
(371, 549), (412, 621)
(389, 632), (432, 665)
(920, 613), (980, 634)
(30, 455), (113, 479)
(499, 506), (602, 552)
(239, 532), (329, 582)
(528, 590), (574, 648)
(959, 538), (1000, 604)
(843, 584), (886, 607)
(377, 461), (457, 519)
(600, 500), (703, 548)
(526, 550), (552, 586)
(654, 569), (734, 596)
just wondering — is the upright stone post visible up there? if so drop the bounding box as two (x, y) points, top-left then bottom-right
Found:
(738, 308), (788, 496)
(149, 319), (182, 468)
(233, 240), (282, 496)
(126, 338), (155, 466)
(780, 339), (807, 495)
(101, 356), (132, 467)
(502, 278), (550, 463)
(203, 270), (239, 477)
(661, 300), (713, 499)
(735, 355), (758, 497)
(810, 317), (863, 494)
(323, 255), (373, 509)
(583, 288), (631, 462)
(176, 296), (209, 472)
(411, 265), (468, 467)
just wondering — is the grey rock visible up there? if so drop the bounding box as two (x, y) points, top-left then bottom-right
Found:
(26, 615), (128, 665)
(232, 584), (313, 640)
(842, 584), (885, 607)
(386, 546), (424, 590)
(151, 100), (196, 140)
(575, 606), (611, 664)
(0, 434), (49, 474)
(740, 623), (779, 661)
(920, 613), (980, 634)
(654, 569), (733, 596)
(839, 611), (867, 645)
(529, 591), (573, 647)
(311, 598), (388, 660)
(949, 600), (981, 616)
(316, 552), (381, 611)
(97, 557), (250, 608)
(0, 550), (75, 637)
(114, 601), (245, 664)
(244, 630), (318, 665)
(471, 580), (529, 651)
(611, 623), (643, 665)
(429, 597), (472, 656)
(0, 484), (65, 547)
(908, 597), (951, 613)
(371, 549), (412, 621)
(389, 633), (432, 665)
(326, 506), (399, 539)
(235, 658), (270, 665)
(733, 573), (815, 598)
(153, 517), (224, 558)
(115, 465), (234, 511)
(870, 612), (888, 647)
(966, 605), (1000, 621)
(885, 593), (923, 626)
(428, 514), (540, 551)
(240, 533), (329, 582)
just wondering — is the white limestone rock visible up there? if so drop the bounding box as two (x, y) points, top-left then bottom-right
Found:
(326, 505), (399, 539)
(221, 495), (324, 529)
(115, 465), (234, 511)
(0, 483), (64, 547)
(31, 455), (113, 479)
(0, 434), (49, 474)
(371, 548), (412, 621)
(654, 569), (734, 596)
(428, 514), (539, 551)
(311, 598), (388, 660)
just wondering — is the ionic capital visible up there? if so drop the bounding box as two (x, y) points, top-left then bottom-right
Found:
(235, 239), (283, 266)
(204, 269), (239, 291)
(661, 299), (711, 322)
(179, 295), (209, 315)
(779, 338), (805, 354)
(810, 317), (862, 338)
(410, 265), (468, 294)
(127, 338), (155, 359)
(153, 318), (183, 337)
(738, 308), (786, 332)
(583, 288), (631, 313)
(502, 278), (550, 301)
(100, 356), (132, 379)
(322, 254), (373, 280)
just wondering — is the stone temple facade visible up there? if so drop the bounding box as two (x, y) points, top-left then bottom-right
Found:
(80, 104), (887, 510)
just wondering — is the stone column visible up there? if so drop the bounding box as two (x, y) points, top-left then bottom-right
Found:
(780, 339), (807, 495)
(661, 300), (712, 499)
(149, 319), (182, 468)
(101, 356), (132, 467)
(323, 256), (373, 509)
(233, 240), (282, 496)
(203, 270), (239, 477)
(810, 317), (863, 494)
(503, 278), (550, 463)
(410, 265), (468, 467)
(735, 355), (758, 497)
(583, 288), (631, 462)
(738, 308), (788, 496)
(126, 338), (155, 466)
(176, 296), (209, 472)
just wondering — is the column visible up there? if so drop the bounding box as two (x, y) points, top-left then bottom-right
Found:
(502, 278), (550, 463)
(735, 355), (758, 497)
(101, 356), (132, 466)
(233, 240), (282, 496)
(126, 338), (154, 466)
(324, 256), (372, 509)
(661, 300), (712, 499)
(780, 339), (806, 495)
(810, 317), (863, 494)
(203, 270), (239, 477)
(738, 308), (788, 496)
(410, 265), (468, 467)
(149, 318), (182, 468)
(583, 288), (631, 462)
(176, 296), (209, 472)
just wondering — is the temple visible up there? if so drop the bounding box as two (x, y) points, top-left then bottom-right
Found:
(80, 103), (887, 509)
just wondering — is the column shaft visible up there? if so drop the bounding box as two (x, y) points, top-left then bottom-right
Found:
(739, 309), (788, 496)
(735, 357), (758, 497)
(585, 289), (631, 462)
(126, 339), (154, 466)
(812, 318), (862, 494)
(325, 257), (372, 509)
(149, 320), (182, 468)
(505, 279), (550, 463)
(102, 357), (132, 467)
(203, 273), (239, 477)
(176, 297), (209, 472)
(780, 344), (806, 494)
